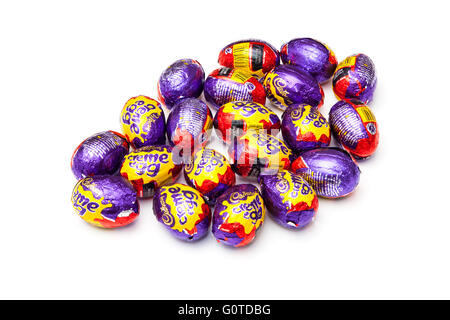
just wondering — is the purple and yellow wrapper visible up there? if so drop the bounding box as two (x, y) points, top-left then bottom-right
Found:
(213, 101), (281, 144)
(153, 183), (211, 241)
(229, 131), (293, 178)
(218, 39), (280, 79)
(120, 145), (182, 198)
(120, 95), (166, 148)
(71, 130), (129, 180)
(204, 67), (266, 109)
(184, 148), (236, 205)
(259, 170), (318, 229)
(212, 184), (265, 247)
(71, 176), (139, 228)
(281, 103), (331, 154)
(263, 64), (324, 111)
(332, 54), (377, 104)
(291, 147), (360, 198)
(329, 100), (379, 159)
(281, 38), (337, 83)
(157, 59), (205, 109)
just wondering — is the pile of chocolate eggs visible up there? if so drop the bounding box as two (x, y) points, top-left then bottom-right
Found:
(70, 38), (379, 247)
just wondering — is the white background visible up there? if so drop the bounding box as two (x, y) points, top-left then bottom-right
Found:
(0, 0), (449, 299)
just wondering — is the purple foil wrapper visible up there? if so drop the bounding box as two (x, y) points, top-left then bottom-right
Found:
(71, 175), (139, 228)
(212, 184), (265, 247)
(332, 54), (377, 104)
(280, 38), (337, 84)
(259, 170), (318, 229)
(291, 147), (360, 198)
(71, 131), (129, 180)
(157, 59), (205, 109)
(263, 64), (324, 111)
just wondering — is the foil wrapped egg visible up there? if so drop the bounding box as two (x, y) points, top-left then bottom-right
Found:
(120, 95), (166, 148)
(166, 98), (213, 161)
(291, 147), (360, 198)
(71, 130), (129, 180)
(184, 148), (236, 205)
(259, 170), (318, 229)
(212, 184), (265, 247)
(280, 38), (337, 83)
(281, 103), (331, 154)
(157, 59), (205, 109)
(204, 67), (266, 109)
(153, 183), (211, 241)
(263, 64), (324, 111)
(71, 176), (139, 228)
(213, 101), (281, 144)
(120, 145), (182, 198)
(332, 53), (377, 104)
(329, 100), (379, 159)
(218, 39), (280, 79)
(229, 130), (293, 178)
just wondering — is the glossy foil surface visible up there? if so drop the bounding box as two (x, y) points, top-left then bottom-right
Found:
(259, 170), (318, 229)
(281, 38), (337, 83)
(157, 59), (205, 109)
(71, 176), (139, 228)
(291, 147), (360, 198)
(263, 64), (324, 111)
(153, 183), (211, 241)
(212, 184), (265, 247)
(71, 130), (129, 179)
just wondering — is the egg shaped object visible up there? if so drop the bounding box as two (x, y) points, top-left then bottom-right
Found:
(120, 145), (182, 198)
(203, 67), (266, 109)
(157, 59), (205, 109)
(281, 103), (331, 154)
(120, 95), (166, 148)
(332, 53), (377, 104)
(166, 98), (213, 160)
(259, 170), (318, 229)
(153, 183), (211, 241)
(212, 184), (265, 247)
(213, 101), (281, 144)
(329, 100), (379, 159)
(184, 148), (236, 205)
(263, 64), (324, 111)
(280, 38), (337, 83)
(229, 130), (293, 178)
(218, 39), (280, 78)
(71, 131), (129, 180)
(71, 176), (139, 228)
(291, 147), (360, 198)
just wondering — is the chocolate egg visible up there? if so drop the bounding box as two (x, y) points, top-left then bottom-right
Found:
(153, 183), (211, 241)
(332, 53), (377, 104)
(281, 103), (331, 153)
(157, 59), (205, 109)
(204, 67), (266, 109)
(218, 39), (280, 78)
(329, 100), (379, 159)
(212, 184), (265, 247)
(280, 38), (337, 83)
(263, 64), (324, 111)
(71, 131), (129, 180)
(120, 145), (182, 198)
(213, 101), (281, 144)
(259, 170), (318, 229)
(184, 148), (236, 205)
(229, 130), (293, 178)
(120, 95), (166, 148)
(291, 147), (360, 198)
(166, 98), (213, 160)
(71, 176), (139, 228)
